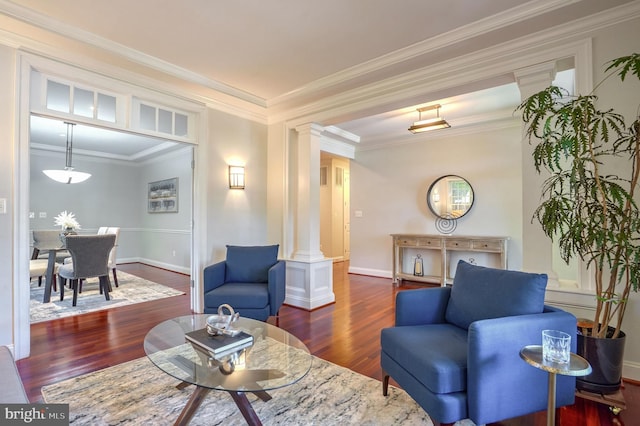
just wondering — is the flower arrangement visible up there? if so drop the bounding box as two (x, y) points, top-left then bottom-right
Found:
(53, 210), (81, 231)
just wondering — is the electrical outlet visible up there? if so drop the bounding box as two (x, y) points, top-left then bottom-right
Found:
(29, 211), (35, 219)
(0, 199), (6, 214)
(172, 250), (176, 257)
(39, 212), (47, 218)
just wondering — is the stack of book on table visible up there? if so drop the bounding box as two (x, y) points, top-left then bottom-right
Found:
(185, 328), (254, 358)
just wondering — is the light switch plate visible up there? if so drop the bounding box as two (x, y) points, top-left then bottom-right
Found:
(0, 198), (6, 214)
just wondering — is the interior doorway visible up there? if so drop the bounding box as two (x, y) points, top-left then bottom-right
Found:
(320, 152), (350, 263)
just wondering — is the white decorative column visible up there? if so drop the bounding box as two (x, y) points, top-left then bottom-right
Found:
(514, 61), (557, 275)
(285, 123), (334, 310)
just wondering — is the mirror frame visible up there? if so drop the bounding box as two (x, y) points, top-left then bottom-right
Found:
(426, 175), (475, 219)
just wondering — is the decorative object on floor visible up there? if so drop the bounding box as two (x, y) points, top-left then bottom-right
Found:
(517, 53), (640, 394)
(203, 245), (285, 324)
(148, 177), (178, 213)
(42, 355), (472, 426)
(408, 104), (450, 133)
(381, 260), (577, 425)
(43, 122), (92, 184)
(30, 271), (185, 323)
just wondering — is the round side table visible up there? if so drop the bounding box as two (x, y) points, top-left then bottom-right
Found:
(520, 345), (592, 426)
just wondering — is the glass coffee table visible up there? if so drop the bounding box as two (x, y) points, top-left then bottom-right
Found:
(144, 315), (312, 425)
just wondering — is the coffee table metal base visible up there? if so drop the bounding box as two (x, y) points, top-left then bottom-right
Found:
(173, 382), (271, 426)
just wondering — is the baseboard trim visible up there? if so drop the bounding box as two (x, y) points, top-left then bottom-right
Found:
(117, 257), (190, 275)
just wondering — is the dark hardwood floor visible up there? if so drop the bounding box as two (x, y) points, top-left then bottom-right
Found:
(17, 262), (638, 425)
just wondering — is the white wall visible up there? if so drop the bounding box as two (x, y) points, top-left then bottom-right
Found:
(350, 123), (523, 277)
(205, 108), (270, 263)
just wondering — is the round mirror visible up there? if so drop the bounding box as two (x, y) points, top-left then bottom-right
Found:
(427, 175), (475, 219)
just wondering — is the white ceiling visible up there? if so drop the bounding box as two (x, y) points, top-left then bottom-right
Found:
(5, 0), (630, 157)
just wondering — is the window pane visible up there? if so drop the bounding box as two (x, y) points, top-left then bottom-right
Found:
(73, 88), (94, 118)
(175, 113), (188, 137)
(97, 93), (116, 122)
(140, 104), (156, 131)
(46, 80), (70, 113)
(158, 109), (172, 134)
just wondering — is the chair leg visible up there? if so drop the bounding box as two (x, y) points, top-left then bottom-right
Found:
(382, 370), (390, 396)
(59, 276), (65, 301)
(99, 275), (111, 301)
(112, 268), (119, 287)
(72, 279), (79, 307)
(38, 276), (42, 287)
(52, 274), (57, 292)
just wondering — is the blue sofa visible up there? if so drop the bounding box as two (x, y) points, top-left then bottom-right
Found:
(381, 261), (577, 425)
(203, 245), (285, 322)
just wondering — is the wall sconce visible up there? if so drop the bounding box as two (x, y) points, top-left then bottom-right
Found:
(229, 166), (245, 189)
(408, 104), (451, 133)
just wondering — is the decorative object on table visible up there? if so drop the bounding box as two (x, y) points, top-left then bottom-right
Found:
(54, 210), (81, 233)
(42, 122), (92, 184)
(413, 254), (423, 276)
(426, 175), (474, 220)
(517, 53), (640, 394)
(542, 329), (571, 364)
(205, 304), (241, 336)
(435, 213), (457, 235)
(148, 177), (178, 213)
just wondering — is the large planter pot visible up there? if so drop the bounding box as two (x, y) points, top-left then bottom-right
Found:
(576, 327), (626, 394)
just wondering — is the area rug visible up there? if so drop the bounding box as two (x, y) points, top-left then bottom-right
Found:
(30, 271), (185, 323)
(41, 354), (475, 425)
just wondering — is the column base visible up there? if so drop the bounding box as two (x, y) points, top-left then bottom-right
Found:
(285, 258), (334, 310)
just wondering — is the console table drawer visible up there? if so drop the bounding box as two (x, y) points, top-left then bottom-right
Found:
(472, 240), (503, 251)
(445, 239), (471, 249)
(416, 238), (441, 248)
(397, 238), (418, 246)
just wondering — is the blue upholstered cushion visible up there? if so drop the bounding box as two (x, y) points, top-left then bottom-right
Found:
(381, 324), (469, 394)
(225, 245), (279, 283)
(204, 282), (269, 309)
(445, 261), (548, 330)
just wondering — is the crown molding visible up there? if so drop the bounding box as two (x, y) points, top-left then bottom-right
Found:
(272, 1), (640, 126)
(268, 0), (581, 108)
(0, 0), (267, 108)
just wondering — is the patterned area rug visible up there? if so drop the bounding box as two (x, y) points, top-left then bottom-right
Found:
(30, 271), (185, 323)
(42, 355), (474, 426)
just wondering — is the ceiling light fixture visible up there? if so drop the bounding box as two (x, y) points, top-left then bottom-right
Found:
(43, 122), (92, 184)
(408, 104), (451, 133)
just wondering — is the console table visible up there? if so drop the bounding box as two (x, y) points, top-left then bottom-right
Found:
(391, 234), (508, 286)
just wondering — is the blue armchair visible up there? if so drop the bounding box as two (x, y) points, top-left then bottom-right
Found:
(203, 245), (285, 324)
(381, 261), (577, 425)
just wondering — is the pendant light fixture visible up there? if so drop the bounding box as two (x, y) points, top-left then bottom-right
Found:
(408, 104), (451, 133)
(43, 122), (91, 184)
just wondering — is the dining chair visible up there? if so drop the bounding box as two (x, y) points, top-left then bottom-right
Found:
(57, 234), (116, 306)
(31, 229), (69, 262)
(97, 227), (121, 287)
(29, 259), (57, 291)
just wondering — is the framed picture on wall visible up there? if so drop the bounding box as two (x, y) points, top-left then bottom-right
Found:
(148, 177), (178, 213)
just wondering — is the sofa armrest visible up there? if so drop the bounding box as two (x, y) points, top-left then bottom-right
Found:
(203, 261), (227, 293)
(268, 260), (286, 315)
(466, 309), (577, 425)
(0, 346), (28, 403)
(395, 287), (451, 326)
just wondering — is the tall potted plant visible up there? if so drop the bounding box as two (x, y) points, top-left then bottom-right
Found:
(517, 53), (640, 394)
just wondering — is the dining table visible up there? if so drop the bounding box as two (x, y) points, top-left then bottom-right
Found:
(32, 238), (66, 303)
